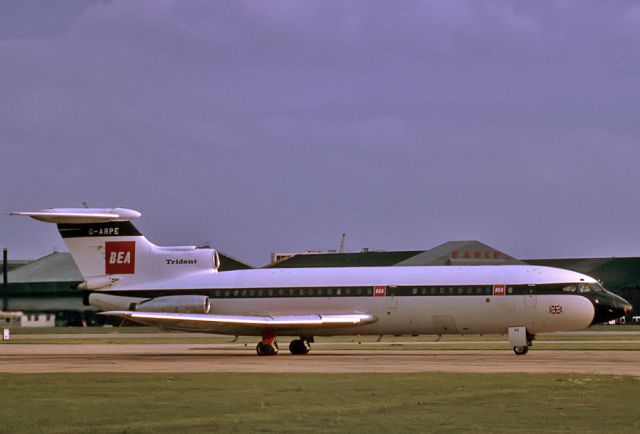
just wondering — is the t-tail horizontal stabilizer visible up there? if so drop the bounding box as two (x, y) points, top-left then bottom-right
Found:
(10, 208), (141, 223)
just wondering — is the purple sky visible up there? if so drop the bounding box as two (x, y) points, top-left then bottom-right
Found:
(2, 1), (640, 266)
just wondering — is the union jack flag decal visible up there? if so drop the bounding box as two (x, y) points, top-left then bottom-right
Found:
(548, 304), (563, 314)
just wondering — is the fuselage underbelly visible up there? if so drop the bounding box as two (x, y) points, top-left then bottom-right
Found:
(165, 293), (595, 336)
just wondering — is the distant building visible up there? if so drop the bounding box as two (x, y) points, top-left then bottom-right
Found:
(2, 252), (92, 326)
(271, 250), (338, 264)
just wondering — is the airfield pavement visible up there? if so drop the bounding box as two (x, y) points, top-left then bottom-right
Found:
(2, 340), (640, 375)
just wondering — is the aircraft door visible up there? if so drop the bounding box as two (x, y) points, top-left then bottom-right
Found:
(387, 286), (399, 311)
(525, 285), (537, 309)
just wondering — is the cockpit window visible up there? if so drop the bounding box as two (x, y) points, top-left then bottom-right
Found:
(577, 284), (591, 293)
(563, 283), (605, 293)
(588, 282), (605, 292)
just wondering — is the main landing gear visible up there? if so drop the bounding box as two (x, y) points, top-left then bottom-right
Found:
(508, 326), (535, 356)
(255, 332), (314, 356)
(289, 337), (313, 355)
(256, 330), (279, 356)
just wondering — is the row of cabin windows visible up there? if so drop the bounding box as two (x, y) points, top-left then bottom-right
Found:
(413, 286), (499, 296)
(209, 286), (508, 298)
(212, 287), (374, 298)
(206, 284), (599, 298)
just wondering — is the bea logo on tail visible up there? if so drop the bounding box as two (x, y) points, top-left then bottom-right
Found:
(105, 241), (136, 274)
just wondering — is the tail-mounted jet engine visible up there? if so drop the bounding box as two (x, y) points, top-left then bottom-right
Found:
(88, 293), (211, 314)
(156, 246), (220, 271)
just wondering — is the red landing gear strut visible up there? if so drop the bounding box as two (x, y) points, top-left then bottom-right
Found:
(256, 330), (279, 356)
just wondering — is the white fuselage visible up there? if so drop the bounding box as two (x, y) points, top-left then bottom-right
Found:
(104, 265), (596, 336)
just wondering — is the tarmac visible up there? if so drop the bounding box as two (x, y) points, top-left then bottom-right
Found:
(2, 341), (639, 375)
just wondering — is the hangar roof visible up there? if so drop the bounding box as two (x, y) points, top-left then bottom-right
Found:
(8, 252), (82, 283)
(266, 241), (522, 268)
(395, 241), (522, 266)
(0, 257), (30, 273)
(264, 250), (423, 268)
(218, 252), (254, 270)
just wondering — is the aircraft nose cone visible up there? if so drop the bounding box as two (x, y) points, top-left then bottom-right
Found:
(590, 293), (633, 325)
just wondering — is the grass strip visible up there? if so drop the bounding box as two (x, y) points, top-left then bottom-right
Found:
(1, 372), (639, 433)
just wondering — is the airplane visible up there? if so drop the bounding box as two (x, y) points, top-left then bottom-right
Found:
(11, 207), (632, 356)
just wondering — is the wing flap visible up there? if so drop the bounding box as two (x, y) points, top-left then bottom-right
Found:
(100, 311), (377, 333)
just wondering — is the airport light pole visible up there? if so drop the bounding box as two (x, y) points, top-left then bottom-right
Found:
(2, 248), (8, 311)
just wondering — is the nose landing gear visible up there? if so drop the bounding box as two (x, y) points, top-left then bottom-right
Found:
(508, 326), (535, 356)
(513, 345), (529, 355)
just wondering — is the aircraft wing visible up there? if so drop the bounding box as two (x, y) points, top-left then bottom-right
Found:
(100, 311), (377, 334)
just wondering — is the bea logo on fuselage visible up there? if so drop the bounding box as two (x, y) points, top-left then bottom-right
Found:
(105, 241), (136, 274)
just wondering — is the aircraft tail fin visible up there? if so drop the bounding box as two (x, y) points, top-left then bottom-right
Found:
(11, 208), (219, 290)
